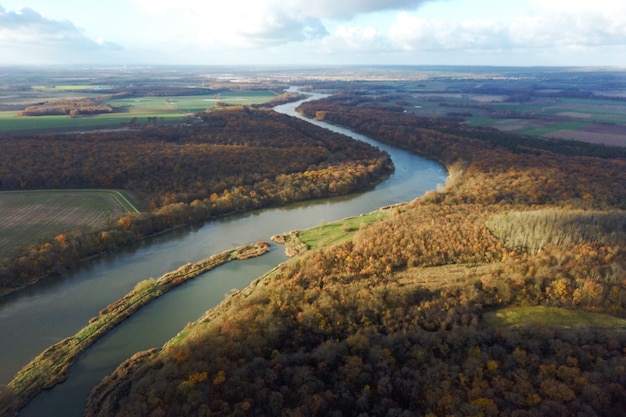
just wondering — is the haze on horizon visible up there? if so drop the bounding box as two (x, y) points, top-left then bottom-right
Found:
(0, 0), (625, 67)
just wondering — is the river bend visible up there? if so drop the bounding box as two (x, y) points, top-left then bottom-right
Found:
(2, 91), (446, 416)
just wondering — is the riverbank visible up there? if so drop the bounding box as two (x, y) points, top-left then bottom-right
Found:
(271, 208), (392, 257)
(0, 241), (270, 417)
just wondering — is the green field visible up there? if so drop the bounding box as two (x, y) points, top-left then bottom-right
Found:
(297, 210), (389, 251)
(0, 190), (141, 259)
(489, 98), (626, 126)
(107, 90), (277, 113)
(0, 111), (169, 132)
(31, 85), (109, 92)
(0, 90), (277, 133)
(519, 121), (592, 136)
(453, 95), (626, 138)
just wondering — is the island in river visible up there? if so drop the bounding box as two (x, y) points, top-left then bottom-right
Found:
(0, 242), (270, 416)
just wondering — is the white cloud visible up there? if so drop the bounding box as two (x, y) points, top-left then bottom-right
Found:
(325, 25), (389, 53)
(389, 13), (506, 51)
(285, 0), (433, 19)
(133, 0), (433, 19)
(387, 2), (626, 53)
(0, 5), (122, 64)
(531, 0), (624, 13)
(0, 0), (624, 66)
(131, 0), (435, 50)
(507, 0), (626, 48)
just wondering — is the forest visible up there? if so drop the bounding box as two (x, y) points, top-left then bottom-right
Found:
(82, 93), (626, 417)
(18, 98), (113, 117)
(0, 106), (392, 292)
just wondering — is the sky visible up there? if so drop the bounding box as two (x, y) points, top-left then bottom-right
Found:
(1, 0), (625, 66)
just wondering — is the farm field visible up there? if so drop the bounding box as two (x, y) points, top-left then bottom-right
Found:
(0, 190), (140, 259)
(106, 90), (277, 115)
(392, 90), (626, 148)
(460, 97), (626, 147)
(0, 90), (278, 133)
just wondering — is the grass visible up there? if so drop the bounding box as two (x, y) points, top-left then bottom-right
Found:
(483, 305), (626, 328)
(0, 111), (152, 132)
(464, 117), (500, 127)
(298, 210), (388, 251)
(0, 189), (140, 259)
(107, 91), (276, 114)
(488, 98), (626, 125)
(458, 97), (626, 135)
(488, 98), (619, 113)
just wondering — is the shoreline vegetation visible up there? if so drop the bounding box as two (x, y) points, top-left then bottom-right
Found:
(0, 241), (270, 417)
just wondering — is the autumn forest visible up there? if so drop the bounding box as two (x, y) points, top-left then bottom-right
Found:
(1, 70), (626, 417)
(81, 90), (626, 416)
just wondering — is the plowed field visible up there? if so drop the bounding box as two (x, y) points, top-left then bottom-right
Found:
(0, 190), (140, 259)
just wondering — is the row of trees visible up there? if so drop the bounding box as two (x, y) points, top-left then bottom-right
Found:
(84, 93), (626, 416)
(19, 98), (113, 117)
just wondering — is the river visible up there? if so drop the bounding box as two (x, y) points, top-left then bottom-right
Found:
(2, 91), (447, 416)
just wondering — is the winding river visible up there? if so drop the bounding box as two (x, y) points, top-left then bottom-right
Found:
(1, 92), (447, 417)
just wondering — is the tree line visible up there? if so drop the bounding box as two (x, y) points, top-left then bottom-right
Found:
(19, 98), (113, 117)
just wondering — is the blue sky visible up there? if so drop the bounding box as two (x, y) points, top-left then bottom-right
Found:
(1, 0), (625, 66)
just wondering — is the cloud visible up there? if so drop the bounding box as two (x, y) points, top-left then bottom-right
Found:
(282, 0), (435, 19)
(324, 25), (390, 53)
(133, 0), (625, 62)
(0, 5), (122, 64)
(2, 0), (624, 66)
(389, 14), (506, 51)
(131, 0), (435, 50)
(134, 0), (433, 19)
(387, 5), (626, 53)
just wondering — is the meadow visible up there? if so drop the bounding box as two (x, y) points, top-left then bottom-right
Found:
(297, 210), (389, 251)
(0, 190), (140, 259)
